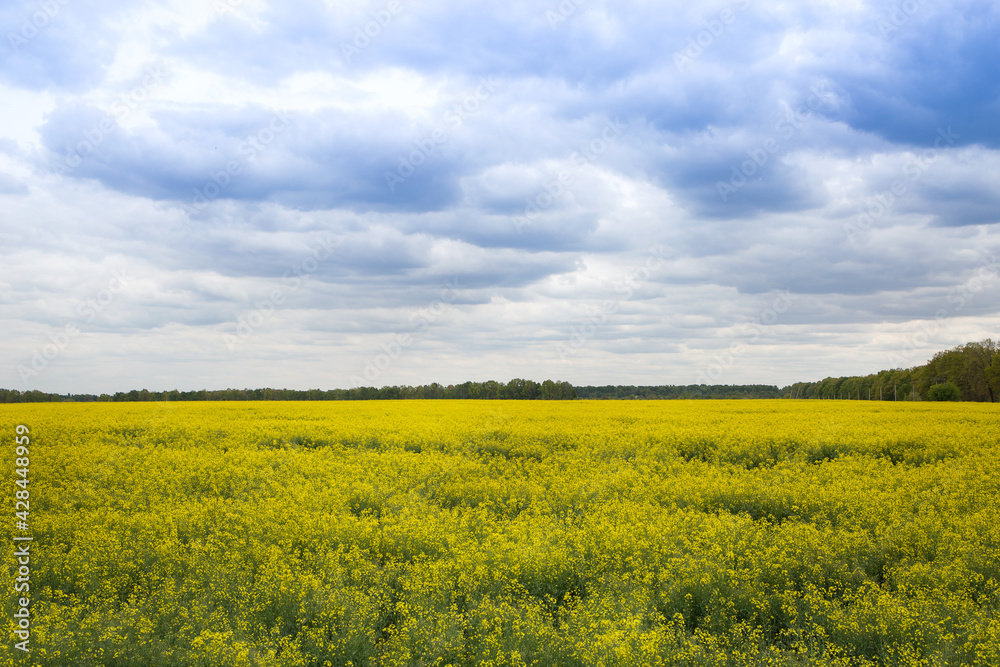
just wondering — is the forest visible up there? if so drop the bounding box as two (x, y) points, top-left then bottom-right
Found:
(787, 339), (999, 402)
(0, 383), (783, 403)
(0, 380), (578, 403)
(3, 339), (997, 403)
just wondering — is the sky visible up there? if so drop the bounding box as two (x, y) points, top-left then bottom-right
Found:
(1, 0), (999, 393)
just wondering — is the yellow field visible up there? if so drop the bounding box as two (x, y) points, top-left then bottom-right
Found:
(2, 400), (1000, 666)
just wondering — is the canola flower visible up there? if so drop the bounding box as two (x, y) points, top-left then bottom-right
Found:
(1, 400), (999, 666)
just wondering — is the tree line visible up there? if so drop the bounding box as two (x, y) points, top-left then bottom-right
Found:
(786, 339), (999, 402)
(4, 339), (996, 403)
(0, 382), (783, 403)
(0, 380), (578, 403)
(574, 384), (782, 400)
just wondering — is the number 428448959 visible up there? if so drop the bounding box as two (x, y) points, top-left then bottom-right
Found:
(15, 425), (29, 523)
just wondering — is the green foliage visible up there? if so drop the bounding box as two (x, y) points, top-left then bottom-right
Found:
(0, 380), (578, 403)
(788, 338), (1000, 402)
(927, 382), (962, 401)
(575, 384), (783, 399)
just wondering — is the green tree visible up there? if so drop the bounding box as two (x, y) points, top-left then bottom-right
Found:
(541, 379), (557, 400)
(927, 382), (961, 401)
(989, 355), (1000, 403)
(960, 339), (998, 402)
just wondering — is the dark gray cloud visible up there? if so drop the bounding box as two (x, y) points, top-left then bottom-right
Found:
(828, 0), (1000, 148)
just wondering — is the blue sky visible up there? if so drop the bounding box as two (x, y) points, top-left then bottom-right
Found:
(2, 0), (999, 393)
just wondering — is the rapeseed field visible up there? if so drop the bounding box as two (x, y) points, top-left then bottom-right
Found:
(2, 400), (999, 666)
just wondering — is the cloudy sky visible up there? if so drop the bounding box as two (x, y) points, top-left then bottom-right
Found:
(2, 0), (999, 393)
